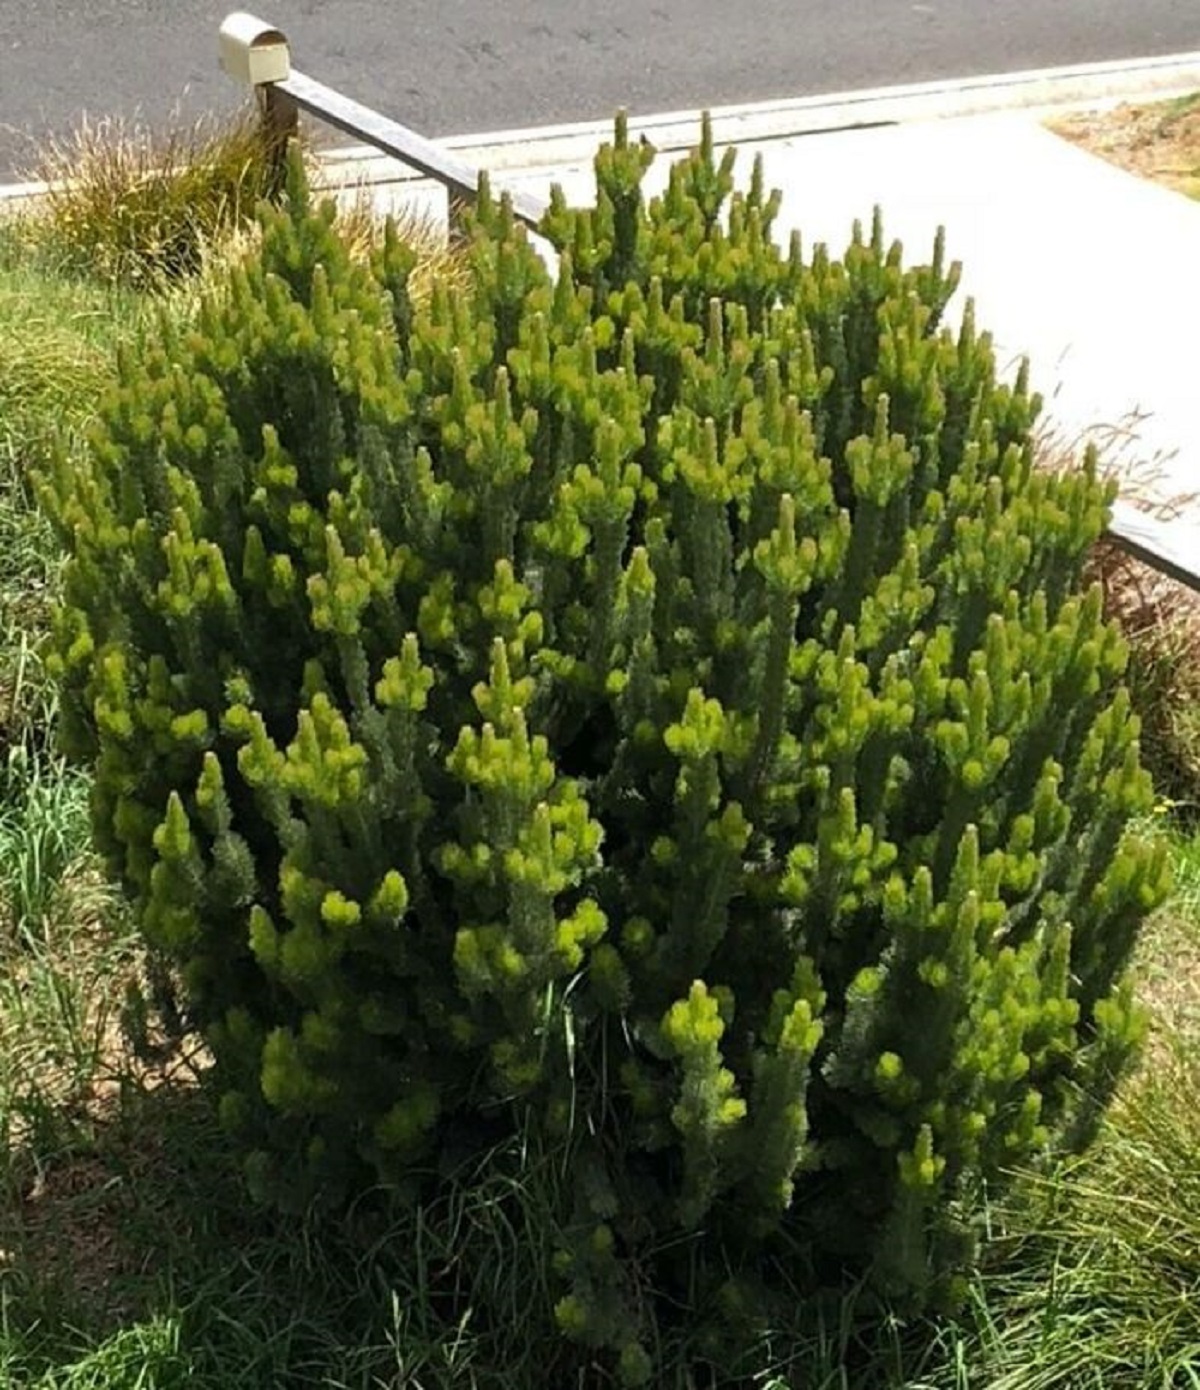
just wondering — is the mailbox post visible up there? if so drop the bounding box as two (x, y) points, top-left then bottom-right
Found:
(218, 13), (297, 192)
(217, 11), (551, 233)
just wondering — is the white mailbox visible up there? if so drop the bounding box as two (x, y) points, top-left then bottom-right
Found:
(219, 13), (291, 86)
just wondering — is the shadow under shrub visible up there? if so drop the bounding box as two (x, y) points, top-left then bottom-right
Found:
(41, 122), (1168, 1384)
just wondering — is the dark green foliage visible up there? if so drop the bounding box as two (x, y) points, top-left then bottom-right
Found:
(42, 122), (1168, 1382)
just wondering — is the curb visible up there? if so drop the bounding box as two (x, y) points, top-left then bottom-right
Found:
(317, 49), (1200, 183)
(3, 49), (1200, 203)
(0, 177), (50, 209)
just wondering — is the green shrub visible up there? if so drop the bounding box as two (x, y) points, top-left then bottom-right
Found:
(41, 125), (1167, 1381)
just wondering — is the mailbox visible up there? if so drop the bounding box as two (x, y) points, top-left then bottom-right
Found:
(219, 13), (291, 86)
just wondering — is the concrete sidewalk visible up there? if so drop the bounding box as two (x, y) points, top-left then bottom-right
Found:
(326, 106), (1200, 560)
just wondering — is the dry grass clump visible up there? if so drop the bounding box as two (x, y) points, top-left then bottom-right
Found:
(1050, 91), (1200, 201)
(1038, 423), (1200, 807)
(1087, 533), (1200, 808)
(170, 181), (470, 323)
(331, 186), (471, 302)
(18, 107), (281, 290)
(9, 98), (477, 312)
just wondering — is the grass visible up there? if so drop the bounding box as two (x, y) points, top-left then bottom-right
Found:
(0, 240), (152, 446)
(921, 1052), (1200, 1390)
(3, 110), (1200, 1390)
(3, 106), (465, 303)
(9, 108), (282, 291)
(0, 208), (157, 749)
(0, 1092), (581, 1389)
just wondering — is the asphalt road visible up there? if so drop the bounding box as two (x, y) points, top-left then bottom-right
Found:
(1, 0), (1196, 178)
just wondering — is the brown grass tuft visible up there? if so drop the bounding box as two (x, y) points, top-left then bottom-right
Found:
(19, 106), (282, 290)
(1037, 422), (1200, 807)
(1049, 91), (1200, 201)
(166, 180), (472, 327)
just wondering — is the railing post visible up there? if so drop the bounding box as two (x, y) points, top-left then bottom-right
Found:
(218, 12), (296, 193)
(447, 192), (473, 242)
(259, 85), (299, 197)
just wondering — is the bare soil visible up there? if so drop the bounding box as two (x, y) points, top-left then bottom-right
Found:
(1049, 92), (1200, 200)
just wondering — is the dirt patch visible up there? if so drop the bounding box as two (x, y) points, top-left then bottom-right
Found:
(1049, 92), (1200, 199)
(0, 1081), (225, 1330)
(1, 1151), (144, 1321)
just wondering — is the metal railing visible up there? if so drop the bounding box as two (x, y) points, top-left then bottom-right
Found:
(217, 12), (1199, 595)
(1107, 499), (1199, 592)
(218, 12), (548, 230)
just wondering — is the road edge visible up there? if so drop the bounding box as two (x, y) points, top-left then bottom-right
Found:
(320, 48), (1200, 178)
(4, 48), (1200, 200)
